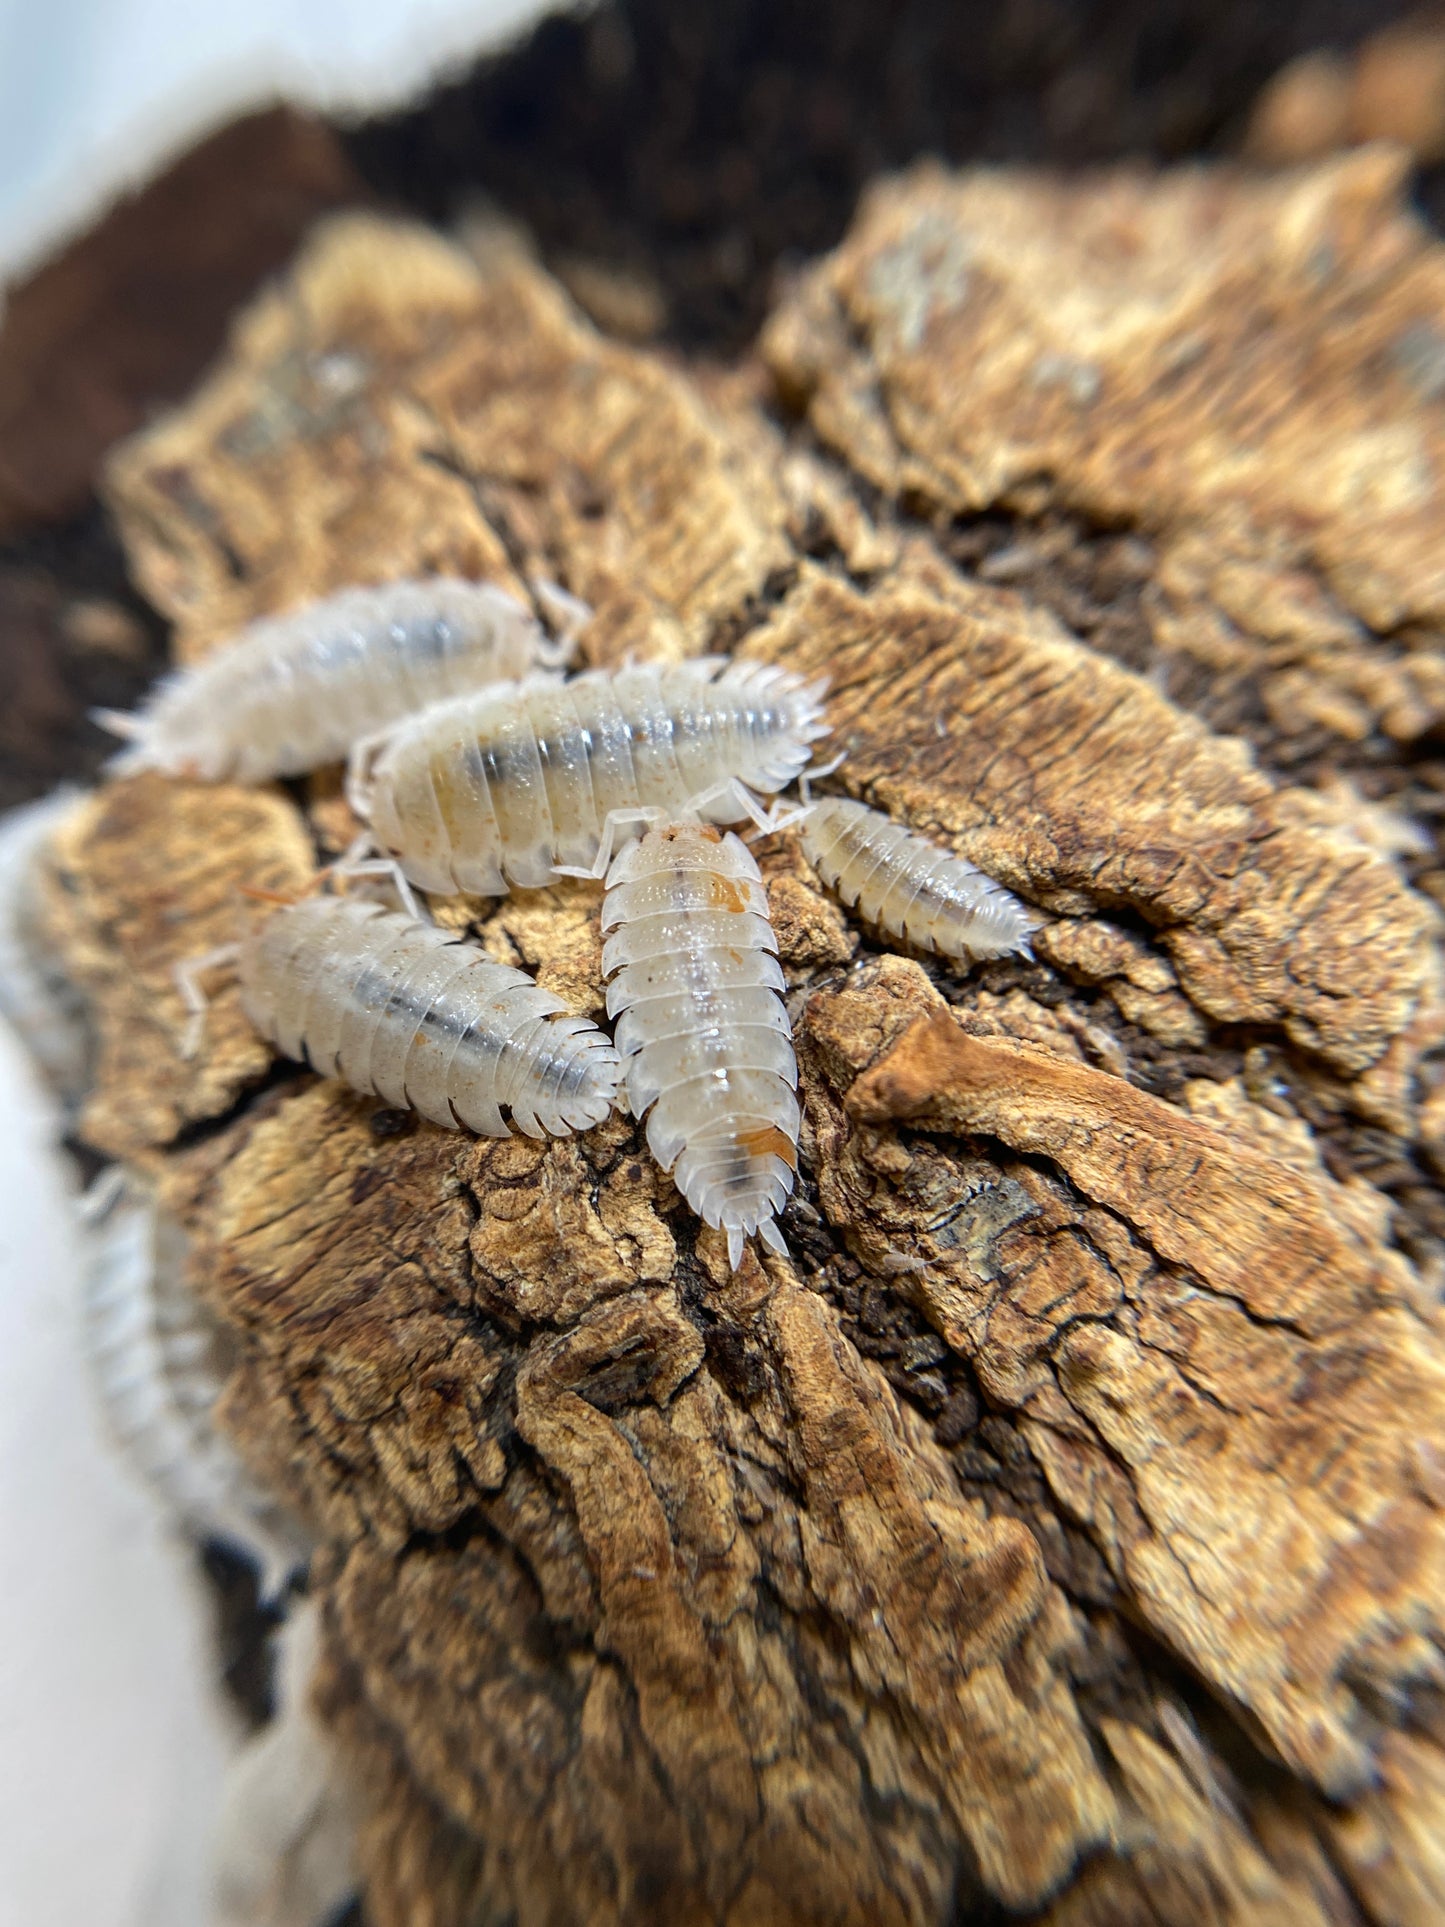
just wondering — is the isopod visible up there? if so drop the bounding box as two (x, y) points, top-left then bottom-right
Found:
(799, 796), (1036, 962)
(602, 822), (798, 1268)
(237, 895), (621, 1137)
(79, 1171), (310, 1597)
(0, 787), (92, 1105)
(97, 577), (578, 782)
(360, 657), (829, 895)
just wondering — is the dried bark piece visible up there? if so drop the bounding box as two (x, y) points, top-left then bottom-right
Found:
(1328, 1730), (1445, 1926)
(37, 775), (314, 1157)
(1245, 50), (1356, 165)
(1150, 530), (1445, 749)
(169, 1045), (1120, 1918)
(765, 151), (1445, 740)
(741, 559), (1434, 1083)
(1033, 917), (1208, 1048)
(846, 1012), (1445, 1796)
(104, 212), (793, 668)
(1248, 21), (1445, 168)
(191, 1082), (505, 1549)
(43, 157), (1445, 1925)
(1044, 1718), (1352, 1927)
(474, 879), (610, 1019)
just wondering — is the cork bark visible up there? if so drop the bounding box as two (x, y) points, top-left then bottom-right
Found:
(38, 156), (1445, 1923)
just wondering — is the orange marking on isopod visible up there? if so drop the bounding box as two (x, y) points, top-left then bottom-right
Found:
(705, 871), (752, 912)
(737, 1124), (798, 1169)
(239, 884), (302, 907)
(601, 820), (798, 1270)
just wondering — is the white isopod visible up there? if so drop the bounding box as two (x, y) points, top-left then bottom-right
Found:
(360, 657), (829, 896)
(602, 822), (798, 1268)
(79, 1171), (311, 1597)
(799, 796), (1036, 962)
(97, 577), (579, 782)
(237, 895), (621, 1137)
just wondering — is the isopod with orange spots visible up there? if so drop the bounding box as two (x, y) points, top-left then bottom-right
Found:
(361, 657), (829, 896)
(601, 820), (798, 1268)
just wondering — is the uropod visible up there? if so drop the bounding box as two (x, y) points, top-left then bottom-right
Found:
(356, 658), (829, 896)
(97, 577), (582, 782)
(602, 820), (799, 1268)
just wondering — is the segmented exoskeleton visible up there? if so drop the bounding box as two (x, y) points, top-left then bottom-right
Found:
(238, 896), (621, 1136)
(602, 822), (798, 1268)
(360, 658), (828, 895)
(98, 577), (577, 782)
(79, 1172), (310, 1596)
(800, 796), (1036, 962)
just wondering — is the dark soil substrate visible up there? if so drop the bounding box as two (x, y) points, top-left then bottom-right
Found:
(349, 0), (1418, 352)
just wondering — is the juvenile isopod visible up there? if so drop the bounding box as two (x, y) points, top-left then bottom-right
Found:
(601, 821), (798, 1268)
(79, 1171), (310, 1597)
(97, 577), (581, 782)
(359, 657), (829, 896)
(234, 895), (621, 1137)
(799, 796), (1036, 962)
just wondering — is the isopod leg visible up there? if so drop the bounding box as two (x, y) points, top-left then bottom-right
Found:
(798, 750), (847, 803)
(744, 798), (812, 842)
(530, 578), (592, 664)
(344, 726), (398, 821)
(172, 944), (241, 1059)
(758, 1217), (789, 1258)
(684, 776), (807, 842)
(329, 836), (428, 924)
(558, 804), (671, 881)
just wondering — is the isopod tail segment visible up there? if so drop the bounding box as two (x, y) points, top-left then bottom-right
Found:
(92, 705), (206, 780)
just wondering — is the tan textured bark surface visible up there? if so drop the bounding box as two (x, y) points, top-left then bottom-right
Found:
(764, 149), (1445, 741)
(37, 164), (1445, 1922)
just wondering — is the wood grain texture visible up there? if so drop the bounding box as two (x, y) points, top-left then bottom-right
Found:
(739, 558), (1437, 1088)
(103, 213), (793, 670)
(40, 166), (1445, 1924)
(766, 150), (1445, 752)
